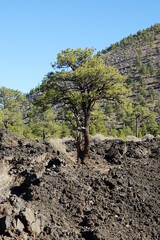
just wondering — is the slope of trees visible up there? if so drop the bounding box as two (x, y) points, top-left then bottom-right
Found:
(100, 23), (160, 54)
(24, 105), (71, 140)
(0, 87), (27, 136)
(100, 23), (160, 138)
(0, 24), (160, 146)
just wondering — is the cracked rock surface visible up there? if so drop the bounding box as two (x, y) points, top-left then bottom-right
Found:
(0, 130), (159, 240)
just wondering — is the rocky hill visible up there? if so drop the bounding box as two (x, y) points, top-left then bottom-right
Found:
(102, 24), (160, 102)
(98, 24), (160, 136)
(0, 130), (159, 239)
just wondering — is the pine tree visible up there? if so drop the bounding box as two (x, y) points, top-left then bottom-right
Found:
(36, 48), (129, 163)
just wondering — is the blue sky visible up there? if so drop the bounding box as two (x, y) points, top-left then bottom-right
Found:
(0, 0), (160, 93)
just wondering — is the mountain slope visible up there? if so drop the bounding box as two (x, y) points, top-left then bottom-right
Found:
(101, 24), (160, 98)
(99, 24), (160, 137)
(24, 24), (160, 139)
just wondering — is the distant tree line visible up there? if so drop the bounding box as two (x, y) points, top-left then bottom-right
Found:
(99, 23), (160, 54)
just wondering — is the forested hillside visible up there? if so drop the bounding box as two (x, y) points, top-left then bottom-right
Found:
(0, 24), (160, 140)
(99, 23), (160, 138)
(102, 24), (160, 97)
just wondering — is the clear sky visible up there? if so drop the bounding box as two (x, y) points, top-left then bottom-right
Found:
(0, 0), (160, 93)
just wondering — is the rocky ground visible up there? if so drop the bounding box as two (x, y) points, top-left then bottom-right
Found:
(0, 130), (159, 240)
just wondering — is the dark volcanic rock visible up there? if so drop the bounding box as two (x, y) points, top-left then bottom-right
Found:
(0, 130), (160, 239)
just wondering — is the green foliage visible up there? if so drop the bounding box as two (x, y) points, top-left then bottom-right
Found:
(54, 48), (94, 70)
(122, 104), (159, 137)
(126, 73), (134, 85)
(35, 47), (129, 159)
(139, 76), (146, 87)
(157, 61), (160, 84)
(98, 26), (159, 139)
(0, 111), (4, 129)
(1, 34), (159, 142)
(101, 23), (160, 54)
(117, 129), (126, 140)
(90, 104), (107, 136)
(135, 55), (142, 68)
(148, 87), (157, 103)
(138, 47), (142, 55)
(24, 105), (71, 140)
(148, 61), (155, 75)
(109, 125), (118, 137)
(139, 64), (147, 75)
(104, 101), (114, 116)
(0, 87), (27, 136)
(156, 47), (160, 54)
(137, 93), (147, 106)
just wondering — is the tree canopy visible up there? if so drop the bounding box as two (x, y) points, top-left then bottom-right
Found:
(0, 87), (27, 135)
(35, 48), (130, 162)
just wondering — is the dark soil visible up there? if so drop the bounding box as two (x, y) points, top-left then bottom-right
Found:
(0, 130), (159, 239)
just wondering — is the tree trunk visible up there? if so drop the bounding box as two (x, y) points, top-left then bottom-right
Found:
(81, 115), (90, 164)
(76, 101), (91, 164)
(3, 120), (8, 129)
(76, 131), (82, 164)
(43, 128), (46, 142)
(136, 115), (139, 138)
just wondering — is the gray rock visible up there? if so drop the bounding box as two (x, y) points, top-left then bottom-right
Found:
(31, 218), (41, 235)
(16, 218), (24, 232)
(21, 207), (35, 225)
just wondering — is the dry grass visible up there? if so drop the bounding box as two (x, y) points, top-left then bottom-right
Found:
(92, 134), (143, 142)
(142, 134), (154, 141)
(0, 160), (12, 192)
(91, 134), (117, 142)
(49, 137), (73, 155)
(126, 135), (141, 142)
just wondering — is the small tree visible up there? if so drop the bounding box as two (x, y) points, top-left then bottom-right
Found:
(24, 104), (70, 140)
(0, 87), (27, 135)
(37, 48), (129, 163)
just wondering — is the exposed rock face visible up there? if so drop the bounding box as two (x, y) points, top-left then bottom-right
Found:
(0, 130), (159, 239)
